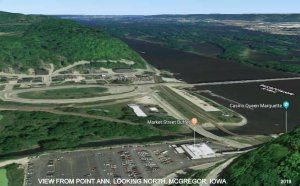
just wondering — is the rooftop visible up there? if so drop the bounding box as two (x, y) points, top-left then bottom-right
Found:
(128, 104), (147, 117)
(181, 143), (215, 159)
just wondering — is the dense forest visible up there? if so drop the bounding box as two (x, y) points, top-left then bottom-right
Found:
(223, 126), (300, 186)
(0, 12), (145, 72)
(0, 110), (164, 154)
(0, 11), (46, 32)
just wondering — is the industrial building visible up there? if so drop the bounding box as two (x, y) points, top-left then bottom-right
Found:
(181, 143), (216, 159)
(128, 104), (147, 117)
(175, 147), (185, 154)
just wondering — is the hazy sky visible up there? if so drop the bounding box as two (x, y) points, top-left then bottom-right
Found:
(1, 0), (300, 15)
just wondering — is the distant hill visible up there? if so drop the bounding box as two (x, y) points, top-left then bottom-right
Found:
(223, 127), (300, 185)
(0, 12), (145, 73)
(62, 14), (300, 23)
(0, 11), (48, 32)
(0, 11), (44, 24)
(150, 14), (300, 22)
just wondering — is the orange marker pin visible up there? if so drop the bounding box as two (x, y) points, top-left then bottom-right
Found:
(191, 118), (198, 126)
(191, 118), (198, 147)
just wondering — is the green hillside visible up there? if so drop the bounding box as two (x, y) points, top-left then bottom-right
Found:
(0, 11), (46, 32)
(0, 12), (145, 72)
(0, 11), (43, 23)
(223, 127), (300, 186)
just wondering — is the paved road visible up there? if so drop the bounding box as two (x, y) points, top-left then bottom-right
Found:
(0, 157), (29, 167)
(202, 157), (237, 186)
(0, 84), (144, 104)
(153, 160), (226, 186)
(52, 60), (90, 75)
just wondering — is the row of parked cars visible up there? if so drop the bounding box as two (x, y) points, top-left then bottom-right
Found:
(136, 150), (160, 172)
(118, 150), (143, 179)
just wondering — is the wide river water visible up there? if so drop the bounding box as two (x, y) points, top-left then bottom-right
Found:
(124, 39), (296, 83)
(124, 38), (300, 135)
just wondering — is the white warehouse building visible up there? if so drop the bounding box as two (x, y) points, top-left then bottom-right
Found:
(181, 143), (216, 159)
(128, 104), (147, 117)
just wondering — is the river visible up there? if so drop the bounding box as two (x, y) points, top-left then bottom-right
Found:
(123, 38), (300, 135)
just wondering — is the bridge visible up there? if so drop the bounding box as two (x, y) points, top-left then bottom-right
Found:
(191, 76), (300, 86)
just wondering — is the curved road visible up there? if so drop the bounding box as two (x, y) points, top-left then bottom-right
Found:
(0, 84), (149, 104)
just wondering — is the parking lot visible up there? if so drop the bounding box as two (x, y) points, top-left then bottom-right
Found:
(26, 142), (230, 186)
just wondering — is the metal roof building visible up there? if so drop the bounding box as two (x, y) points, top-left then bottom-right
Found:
(175, 147), (185, 154)
(181, 143), (215, 159)
(128, 104), (147, 117)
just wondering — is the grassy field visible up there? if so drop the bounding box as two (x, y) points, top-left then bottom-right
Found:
(60, 103), (129, 118)
(58, 102), (185, 133)
(158, 86), (212, 123)
(189, 91), (243, 123)
(158, 86), (243, 125)
(5, 164), (24, 186)
(0, 169), (8, 186)
(18, 87), (109, 99)
(157, 91), (196, 119)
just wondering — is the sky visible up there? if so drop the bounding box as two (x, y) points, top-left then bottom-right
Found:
(0, 0), (300, 15)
